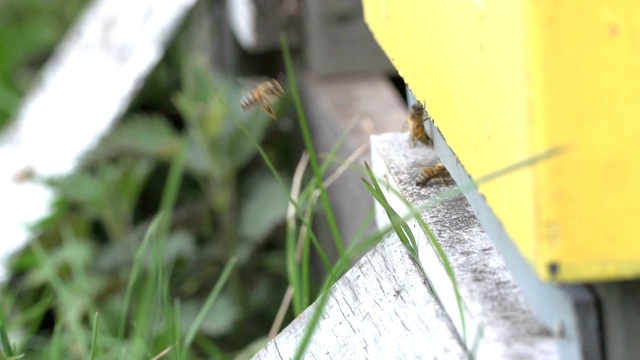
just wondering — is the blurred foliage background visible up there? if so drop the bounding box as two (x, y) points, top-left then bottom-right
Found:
(0, 0), (307, 358)
(0, 0), (88, 129)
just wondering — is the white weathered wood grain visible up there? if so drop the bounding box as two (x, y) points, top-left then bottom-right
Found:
(371, 132), (559, 359)
(253, 131), (560, 359)
(253, 234), (467, 359)
(0, 0), (197, 278)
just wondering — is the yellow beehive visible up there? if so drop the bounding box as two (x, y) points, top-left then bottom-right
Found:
(362, 0), (640, 282)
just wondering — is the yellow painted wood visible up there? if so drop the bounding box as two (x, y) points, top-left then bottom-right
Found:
(362, 0), (640, 282)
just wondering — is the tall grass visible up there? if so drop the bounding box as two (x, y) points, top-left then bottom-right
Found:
(0, 138), (239, 359)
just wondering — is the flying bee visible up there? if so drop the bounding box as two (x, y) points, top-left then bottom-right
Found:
(12, 167), (35, 183)
(402, 103), (432, 147)
(416, 162), (449, 187)
(240, 79), (285, 120)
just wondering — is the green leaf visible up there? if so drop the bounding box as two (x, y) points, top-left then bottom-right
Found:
(180, 294), (240, 337)
(24, 236), (95, 288)
(238, 172), (289, 245)
(182, 257), (238, 354)
(49, 171), (106, 211)
(82, 114), (182, 164)
(163, 230), (197, 265)
(0, 0), (88, 128)
(174, 58), (272, 175)
(0, 354), (25, 360)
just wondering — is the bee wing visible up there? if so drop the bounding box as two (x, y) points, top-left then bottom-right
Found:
(276, 72), (287, 88)
(261, 102), (277, 120)
(238, 76), (269, 88)
(401, 120), (411, 132)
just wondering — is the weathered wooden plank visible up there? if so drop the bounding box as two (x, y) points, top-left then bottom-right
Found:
(415, 85), (601, 360)
(253, 234), (467, 359)
(0, 0), (197, 278)
(371, 132), (559, 359)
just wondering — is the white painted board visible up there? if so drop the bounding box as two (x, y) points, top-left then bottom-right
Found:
(371, 132), (559, 359)
(0, 0), (197, 279)
(253, 234), (467, 359)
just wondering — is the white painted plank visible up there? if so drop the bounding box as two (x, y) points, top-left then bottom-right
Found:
(0, 0), (197, 278)
(371, 132), (559, 359)
(253, 234), (467, 359)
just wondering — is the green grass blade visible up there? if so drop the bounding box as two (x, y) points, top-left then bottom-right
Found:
(159, 138), (188, 222)
(183, 256), (238, 354)
(194, 337), (229, 360)
(349, 205), (376, 247)
(226, 105), (334, 314)
(307, 227), (334, 275)
(29, 239), (88, 358)
(118, 140), (186, 339)
(130, 272), (157, 359)
(0, 309), (14, 356)
(292, 254), (348, 360)
(361, 162), (466, 343)
(172, 298), (182, 360)
(317, 114), (362, 175)
(281, 33), (345, 259)
(362, 164), (419, 256)
(294, 113), (361, 208)
(12, 288), (52, 334)
(286, 214), (302, 315)
(415, 146), (565, 214)
(118, 214), (163, 338)
(292, 212), (394, 359)
(89, 312), (99, 360)
(155, 138), (188, 304)
(476, 146), (564, 184)
(47, 323), (64, 360)
(300, 200), (315, 309)
(361, 179), (417, 260)
(292, 290), (330, 360)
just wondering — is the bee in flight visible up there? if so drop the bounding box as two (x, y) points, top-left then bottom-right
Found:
(240, 79), (285, 120)
(402, 102), (433, 147)
(12, 167), (35, 183)
(416, 162), (449, 187)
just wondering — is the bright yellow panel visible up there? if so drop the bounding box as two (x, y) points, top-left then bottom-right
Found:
(363, 0), (640, 282)
(532, 1), (640, 280)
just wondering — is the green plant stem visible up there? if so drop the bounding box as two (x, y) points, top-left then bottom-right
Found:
(224, 105), (334, 315)
(155, 138), (188, 308)
(0, 309), (14, 356)
(183, 257), (238, 355)
(89, 312), (99, 360)
(172, 298), (182, 360)
(30, 239), (89, 359)
(280, 33), (345, 259)
(285, 209), (302, 315)
(300, 198), (315, 310)
(118, 214), (163, 338)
